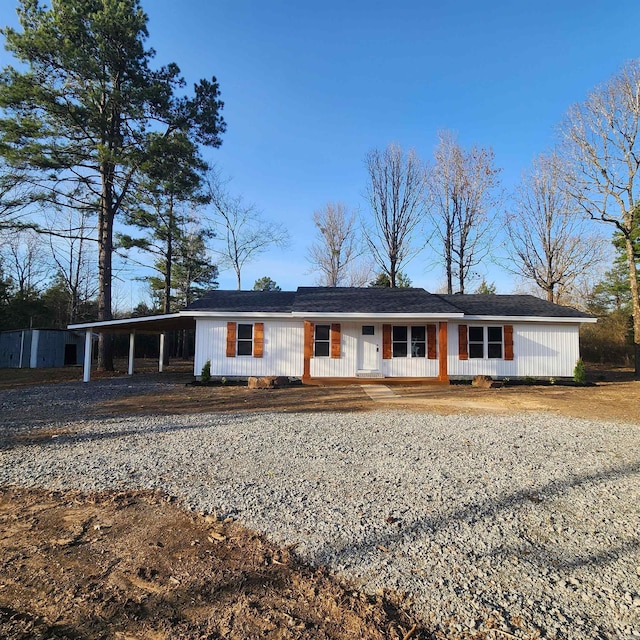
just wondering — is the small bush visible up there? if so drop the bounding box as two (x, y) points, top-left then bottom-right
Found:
(201, 359), (211, 384)
(573, 358), (586, 385)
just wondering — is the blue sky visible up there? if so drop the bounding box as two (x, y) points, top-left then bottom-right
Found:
(3, 1), (640, 299)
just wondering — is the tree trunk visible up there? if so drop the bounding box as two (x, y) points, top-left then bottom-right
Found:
(97, 163), (114, 371)
(445, 216), (453, 294)
(625, 236), (640, 379)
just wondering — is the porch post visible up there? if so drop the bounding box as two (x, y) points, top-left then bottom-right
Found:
(438, 322), (449, 383)
(83, 328), (92, 383)
(159, 333), (166, 373)
(303, 320), (313, 382)
(128, 331), (135, 376)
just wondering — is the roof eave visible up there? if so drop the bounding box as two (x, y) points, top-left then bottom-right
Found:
(291, 312), (464, 319)
(460, 315), (597, 323)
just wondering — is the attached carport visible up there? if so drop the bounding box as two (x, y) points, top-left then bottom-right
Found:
(68, 313), (196, 382)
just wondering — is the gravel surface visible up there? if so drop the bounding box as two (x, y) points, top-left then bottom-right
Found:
(1, 382), (639, 639)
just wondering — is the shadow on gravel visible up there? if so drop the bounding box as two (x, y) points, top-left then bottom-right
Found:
(309, 459), (640, 635)
(0, 415), (245, 452)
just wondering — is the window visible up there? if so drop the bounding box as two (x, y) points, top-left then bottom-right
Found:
(488, 326), (503, 359)
(468, 326), (484, 359)
(314, 324), (330, 357)
(468, 326), (503, 359)
(237, 323), (253, 356)
(391, 325), (426, 358)
(392, 326), (408, 357)
(411, 326), (426, 357)
(362, 325), (375, 335)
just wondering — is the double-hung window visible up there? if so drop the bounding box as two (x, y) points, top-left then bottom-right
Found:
(237, 323), (253, 356)
(392, 326), (408, 357)
(411, 326), (426, 357)
(487, 326), (503, 358)
(314, 324), (330, 357)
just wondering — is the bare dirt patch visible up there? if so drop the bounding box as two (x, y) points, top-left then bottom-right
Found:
(0, 487), (427, 640)
(94, 377), (640, 426)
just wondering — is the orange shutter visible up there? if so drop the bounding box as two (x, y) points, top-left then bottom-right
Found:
(226, 322), (237, 358)
(304, 321), (314, 360)
(254, 322), (264, 358)
(458, 324), (468, 360)
(382, 324), (392, 359)
(427, 324), (437, 359)
(504, 325), (514, 360)
(330, 323), (341, 359)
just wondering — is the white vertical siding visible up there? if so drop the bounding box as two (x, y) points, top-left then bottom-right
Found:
(447, 322), (581, 378)
(194, 318), (304, 377)
(382, 356), (439, 377)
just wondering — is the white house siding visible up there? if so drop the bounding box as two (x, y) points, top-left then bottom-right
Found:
(194, 318), (304, 378)
(447, 322), (581, 379)
(382, 356), (439, 377)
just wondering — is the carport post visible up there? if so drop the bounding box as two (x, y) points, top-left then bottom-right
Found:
(83, 328), (92, 383)
(128, 331), (135, 376)
(159, 332), (165, 373)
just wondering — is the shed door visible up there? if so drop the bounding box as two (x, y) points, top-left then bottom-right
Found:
(64, 344), (77, 365)
(358, 325), (380, 371)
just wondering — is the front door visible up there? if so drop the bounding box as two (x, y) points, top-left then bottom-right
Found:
(358, 324), (380, 371)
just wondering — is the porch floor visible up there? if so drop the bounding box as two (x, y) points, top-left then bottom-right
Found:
(304, 377), (450, 386)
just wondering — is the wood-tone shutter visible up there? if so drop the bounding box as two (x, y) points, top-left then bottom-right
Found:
(226, 322), (237, 358)
(427, 324), (437, 359)
(330, 323), (341, 359)
(254, 322), (264, 358)
(504, 324), (514, 361)
(458, 324), (468, 360)
(304, 321), (314, 360)
(382, 324), (392, 360)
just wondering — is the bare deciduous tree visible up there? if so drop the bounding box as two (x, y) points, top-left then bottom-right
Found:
(207, 172), (289, 290)
(44, 208), (98, 323)
(1, 229), (49, 298)
(428, 131), (501, 294)
(505, 152), (604, 303)
(307, 202), (366, 286)
(560, 59), (640, 376)
(363, 144), (427, 288)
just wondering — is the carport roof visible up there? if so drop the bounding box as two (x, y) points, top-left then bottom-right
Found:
(68, 313), (195, 334)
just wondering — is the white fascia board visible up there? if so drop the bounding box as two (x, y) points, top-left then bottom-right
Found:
(459, 315), (597, 324)
(184, 311), (296, 319)
(291, 312), (464, 319)
(68, 313), (183, 330)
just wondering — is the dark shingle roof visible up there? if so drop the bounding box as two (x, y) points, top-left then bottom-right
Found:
(292, 287), (461, 314)
(185, 290), (297, 313)
(438, 294), (593, 318)
(184, 288), (593, 319)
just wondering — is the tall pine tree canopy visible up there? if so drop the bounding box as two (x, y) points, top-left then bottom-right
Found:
(0, 0), (225, 368)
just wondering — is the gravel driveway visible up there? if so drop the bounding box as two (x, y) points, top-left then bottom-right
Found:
(1, 381), (638, 639)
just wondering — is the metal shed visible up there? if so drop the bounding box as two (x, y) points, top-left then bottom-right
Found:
(0, 329), (87, 369)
